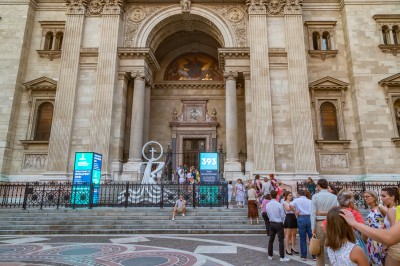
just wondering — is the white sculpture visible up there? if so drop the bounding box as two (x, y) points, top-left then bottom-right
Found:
(118, 141), (168, 203)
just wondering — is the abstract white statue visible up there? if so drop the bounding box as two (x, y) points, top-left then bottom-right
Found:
(118, 141), (167, 203)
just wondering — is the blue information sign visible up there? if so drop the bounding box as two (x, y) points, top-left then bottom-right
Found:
(71, 152), (102, 205)
(199, 152), (219, 184)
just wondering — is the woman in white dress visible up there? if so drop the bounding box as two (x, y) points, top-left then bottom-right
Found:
(326, 206), (369, 266)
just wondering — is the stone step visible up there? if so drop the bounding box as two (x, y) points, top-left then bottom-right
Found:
(0, 207), (266, 235)
(0, 228), (265, 235)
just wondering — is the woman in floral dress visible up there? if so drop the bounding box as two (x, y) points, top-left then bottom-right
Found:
(235, 179), (245, 208)
(364, 190), (386, 265)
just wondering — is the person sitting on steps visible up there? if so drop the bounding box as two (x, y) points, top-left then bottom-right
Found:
(172, 195), (186, 221)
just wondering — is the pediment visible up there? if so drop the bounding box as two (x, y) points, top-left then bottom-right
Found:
(309, 76), (349, 90)
(23, 76), (57, 91)
(379, 73), (400, 87)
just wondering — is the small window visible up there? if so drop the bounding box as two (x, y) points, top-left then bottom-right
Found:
(54, 32), (64, 50)
(320, 102), (339, 140)
(312, 32), (320, 50)
(322, 32), (330, 50)
(44, 32), (54, 50)
(393, 25), (399, 45)
(34, 102), (53, 141)
(382, 26), (390, 45)
(395, 99), (400, 136)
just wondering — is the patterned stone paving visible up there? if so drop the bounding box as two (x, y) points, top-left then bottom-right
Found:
(0, 235), (313, 266)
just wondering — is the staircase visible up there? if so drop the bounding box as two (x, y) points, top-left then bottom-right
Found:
(0, 207), (266, 235)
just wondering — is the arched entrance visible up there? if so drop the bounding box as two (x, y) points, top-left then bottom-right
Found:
(120, 5), (247, 181)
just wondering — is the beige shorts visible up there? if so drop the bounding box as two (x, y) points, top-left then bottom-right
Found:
(388, 242), (400, 262)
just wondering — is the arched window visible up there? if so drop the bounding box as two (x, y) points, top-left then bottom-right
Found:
(320, 102), (339, 140)
(312, 32), (320, 50)
(392, 25), (399, 45)
(54, 32), (63, 50)
(382, 26), (390, 45)
(44, 32), (54, 50)
(34, 102), (53, 141)
(322, 32), (330, 50)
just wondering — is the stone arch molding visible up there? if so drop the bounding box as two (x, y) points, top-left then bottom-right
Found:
(135, 6), (237, 48)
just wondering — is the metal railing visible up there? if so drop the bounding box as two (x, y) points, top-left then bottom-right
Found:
(0, 182), (229, 209)
(297, 181), (400, 209)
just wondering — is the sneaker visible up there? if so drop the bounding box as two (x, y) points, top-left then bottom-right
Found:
(280, 257), (290, 262)
(268, 256), (273, 261)
(172, 217), (175, 221)
(301, 257), (307, 261)
(182, 213), (185, 217)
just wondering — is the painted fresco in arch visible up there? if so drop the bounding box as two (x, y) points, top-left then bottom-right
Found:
(164, 53), (223, 81)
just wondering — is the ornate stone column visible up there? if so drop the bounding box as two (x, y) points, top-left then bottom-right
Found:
(143, 84), (151, 143)
(128, 72), (147, 161)
(224, 71), (241, 172)
(47, 0), (87, 173)
(89, 0), (124, 173)
(247, 1), (275, 173)
(243, 72), (254, 173)
(284, 0), (317, 174)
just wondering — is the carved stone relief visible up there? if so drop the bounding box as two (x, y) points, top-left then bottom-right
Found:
(320, 153), (348, 169)
(209, 5), (247, 47)
(22, 154), (48, 171)
(125, 5), (163, 47)
(266, 0), (285, 16)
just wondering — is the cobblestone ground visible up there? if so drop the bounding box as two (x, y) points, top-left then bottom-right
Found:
(0, 234), (320, 266)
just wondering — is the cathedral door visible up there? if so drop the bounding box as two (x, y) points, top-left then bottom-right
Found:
(182, 138), (205, 169)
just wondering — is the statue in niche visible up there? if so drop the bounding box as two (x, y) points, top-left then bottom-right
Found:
(396, 107), (400, 133)
(181, 0), (191, 13)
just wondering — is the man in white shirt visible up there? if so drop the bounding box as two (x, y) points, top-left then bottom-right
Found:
(290, 190), (313, 261)
(172, 195), (186, 220)
(261, 176), (272, 196)
(311, 178), (338, 266)
(266, 190), (290, 262)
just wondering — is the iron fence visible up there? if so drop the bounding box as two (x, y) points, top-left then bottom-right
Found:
(297, 181), (400, 209)
(0, 182), (229, 209)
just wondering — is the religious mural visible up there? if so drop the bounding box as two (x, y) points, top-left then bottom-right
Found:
(164, 53), (223, 81)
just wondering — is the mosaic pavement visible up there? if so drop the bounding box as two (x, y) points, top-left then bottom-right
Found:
(0, 235), (314, 266)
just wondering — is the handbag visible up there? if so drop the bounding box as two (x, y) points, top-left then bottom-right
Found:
(309, 235), (321, 256)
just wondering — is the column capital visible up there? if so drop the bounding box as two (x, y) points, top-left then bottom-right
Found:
(243, 71), (251, 80)
(102, 0), (125, 15)
(223, 71), (238, 81)
(132, 71), (152, 85)
(65, 0), (87, 15)
(284, 0), (303, 15)
(118, 71), (130, 82)
(246, 0), (267, 15)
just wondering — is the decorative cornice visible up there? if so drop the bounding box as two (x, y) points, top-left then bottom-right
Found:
(378, 44), (400, 56)
(315, 140), (351, 149)
(309, 76), (349, 91)
(218, 48), (250, 69)
(378, 72), (400, 87)
(80, 47), (99, 57)
(19, 140), (49, 150)
(65, 0), (87, 15)
(23, 76), (58, 91)
(373, 14), (400, 22)
(36, 50), (62, 61)
(308, 50), (338, 61)
(117, 47), (160, 71)
(153, 82), (224, 91)
(304, 21), (337, 27)
(269, 48), (287, 57)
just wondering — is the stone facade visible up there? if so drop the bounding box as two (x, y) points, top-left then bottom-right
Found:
(0, 0), (399, 183)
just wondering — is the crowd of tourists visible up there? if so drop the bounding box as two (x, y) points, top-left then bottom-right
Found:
(228, 175), (400, 265)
